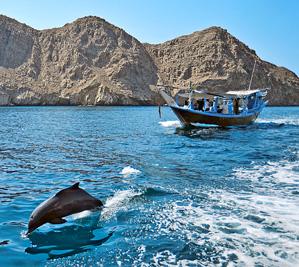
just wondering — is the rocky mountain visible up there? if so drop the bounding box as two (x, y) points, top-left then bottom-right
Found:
(0, 15), (160, 105)
(0, 15), (298, 106)
(145, 27), (299, 106)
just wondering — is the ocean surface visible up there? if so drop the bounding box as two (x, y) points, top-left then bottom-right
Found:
(0, 106), (298, 267)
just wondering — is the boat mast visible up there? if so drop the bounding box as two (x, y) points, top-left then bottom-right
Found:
(189, 81), (192, 104)
(248, 59), (257, 90)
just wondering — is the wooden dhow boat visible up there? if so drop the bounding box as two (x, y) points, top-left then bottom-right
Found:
(158, 60), (269, 127)
(159, 87), (268, 127)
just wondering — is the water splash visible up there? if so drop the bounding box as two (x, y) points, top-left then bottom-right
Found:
(120, 166), (141, 177)
(101, 189), (142, 220)
(159, 120), (181, 127)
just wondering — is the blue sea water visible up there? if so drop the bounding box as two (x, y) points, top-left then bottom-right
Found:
(0, 106), (298, 266)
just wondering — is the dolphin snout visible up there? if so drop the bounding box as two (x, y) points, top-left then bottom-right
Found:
(27, 218), (39, 235)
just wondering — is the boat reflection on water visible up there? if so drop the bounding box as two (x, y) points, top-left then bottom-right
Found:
(25, 224), (113, 259)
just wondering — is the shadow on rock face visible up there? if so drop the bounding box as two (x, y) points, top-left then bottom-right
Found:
(25, 224), (113, 259)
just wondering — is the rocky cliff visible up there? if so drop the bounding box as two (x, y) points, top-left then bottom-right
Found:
(0, 15), (160, 105)
(145, 27), (299, 106)
(0, 15), (298, 106)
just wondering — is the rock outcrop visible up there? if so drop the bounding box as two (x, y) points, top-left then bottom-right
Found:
(0, 15), (160, 105)
(0, 15), (298, 106)
(145, 27), (299, 106)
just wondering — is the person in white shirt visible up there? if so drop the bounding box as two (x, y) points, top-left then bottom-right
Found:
(204, 99), (210, 111)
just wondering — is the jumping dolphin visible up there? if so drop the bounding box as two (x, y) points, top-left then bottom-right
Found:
(27, 182), (103, 234)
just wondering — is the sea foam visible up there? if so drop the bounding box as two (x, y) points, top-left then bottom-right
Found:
(159, 120), (181, 127)
(233, 159), (299, 185)
(146, 157), (299, 266)
(120, 166), (141, 177)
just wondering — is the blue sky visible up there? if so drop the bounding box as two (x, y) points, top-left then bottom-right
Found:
(1, 0), (298, 75)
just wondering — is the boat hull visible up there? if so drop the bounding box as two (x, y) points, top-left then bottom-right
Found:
(171, 106), (259, 127)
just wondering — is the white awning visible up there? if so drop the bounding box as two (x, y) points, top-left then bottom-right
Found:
(176, 89), (267, 99)
(226, 89), (261, 96)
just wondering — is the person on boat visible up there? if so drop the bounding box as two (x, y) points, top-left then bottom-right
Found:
(183, 99), (189, 109)
(242, 97), (248, 113)
(228, 98), (233, 114)
(212, 97), (218, 112)
(222, 100), (228, 114)
(233, 98), (240, 114)
(193, 100), (199, 110)
(204, 99), (210, 111)
(198, 99), (204, 111)
(217, 98), (223, 113)
(247, 94), (255, 109)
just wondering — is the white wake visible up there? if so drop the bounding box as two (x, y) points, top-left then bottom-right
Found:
(159, 120), (181, 127)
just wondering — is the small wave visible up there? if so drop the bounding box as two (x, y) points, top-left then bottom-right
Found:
(143, 187), (171, 197)
(159, 120), (181, 127)
(101, 190), (142, 220)
(120, 166), (141, 177)
(256, 118), (299, 126)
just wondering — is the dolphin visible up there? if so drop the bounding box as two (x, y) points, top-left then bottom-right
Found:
(27, 182), (103, 234)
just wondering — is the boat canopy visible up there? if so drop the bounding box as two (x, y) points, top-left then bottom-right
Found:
(177, 89), (267, 99)
(226, 89), (262, 96)
(177, 90), (229, 98)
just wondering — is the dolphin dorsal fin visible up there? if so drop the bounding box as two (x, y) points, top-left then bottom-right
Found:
(55, 182), (80, 197)
(71, 182), (80, 189)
